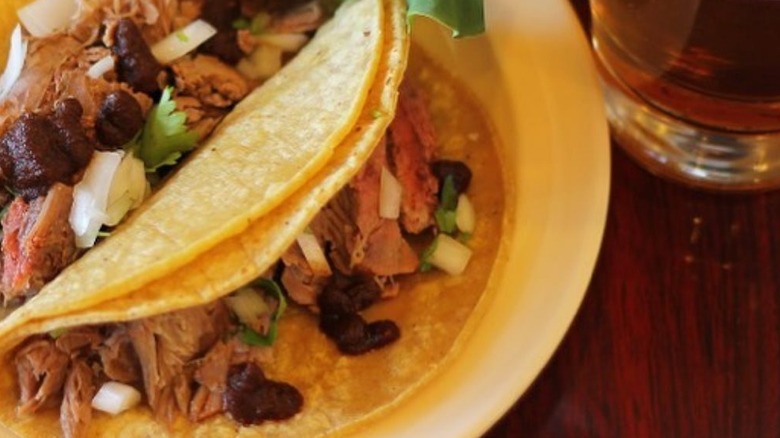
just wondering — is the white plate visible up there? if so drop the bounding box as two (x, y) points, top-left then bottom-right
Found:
(365, 0), (610, 436)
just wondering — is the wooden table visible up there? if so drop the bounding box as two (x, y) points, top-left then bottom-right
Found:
(485, 1), (779, 436)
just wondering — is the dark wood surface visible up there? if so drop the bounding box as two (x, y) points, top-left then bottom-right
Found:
(484, 1), (779, 437)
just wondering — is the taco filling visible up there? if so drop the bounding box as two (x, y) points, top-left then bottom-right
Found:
(0, 0), (331, 305)
(11, 78), (482, 437)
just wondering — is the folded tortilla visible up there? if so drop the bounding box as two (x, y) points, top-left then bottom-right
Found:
(0, 0), (509, 436)
(0, 0), (385, 328)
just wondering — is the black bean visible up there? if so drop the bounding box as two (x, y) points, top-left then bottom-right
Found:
(431, 160), (473, 195)
(96, 91), (144, 149)
(202, 0), (241, 29)
(51, 99), (94, 169)
(0, 114), (74, 200)
(224, 363), (303, 425)
(112, 19), (163, 95)
(319, 313), (400, 355)
(199, 30), (244, 64)
(317, 278), (381, 315)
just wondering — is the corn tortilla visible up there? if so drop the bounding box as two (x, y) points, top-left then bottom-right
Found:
(0, 0), (385, 328)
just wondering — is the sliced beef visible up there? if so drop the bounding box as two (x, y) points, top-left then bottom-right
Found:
(387, 87), (439, 234)
(128, 301), (231, 422)
(111, 18), (164, 95)
(60, 359), (95, 438)
(98, 326), (141, 383)
(1, 184), (78, 302)
(172, 55), (250, 108)
(96, 90), (145, 148)
(15, 337), (70, 415)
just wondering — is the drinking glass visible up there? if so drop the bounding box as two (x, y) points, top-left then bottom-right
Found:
(590, 0), (780, 190)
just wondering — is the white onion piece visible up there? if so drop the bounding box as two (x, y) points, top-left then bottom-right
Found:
(455, 194), (476, 233)
(86, 55), (115, 79)
(226, 288), (270, 326)
(151, 19), (217, 64)
(0, 25), (27, 100)
(17, 0), (78, 37)
(296, 233), (332, 276)
(91, 382), (141, 415)
(428, 234), (473, 276)
(379, 166), (402, 219)
(105, 152), (147, 226)
(70, 151), (123, 248)
(254, 33), (309, 52)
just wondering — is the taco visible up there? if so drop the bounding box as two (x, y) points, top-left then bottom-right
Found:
(0, 0), (506, 437)
(0, 0), (381, 309)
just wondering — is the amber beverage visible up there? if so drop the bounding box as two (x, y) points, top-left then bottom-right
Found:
(590, 0), (780, 189)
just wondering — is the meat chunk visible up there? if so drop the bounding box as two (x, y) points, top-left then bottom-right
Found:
(175, 95), (226, 139)
(280, 243), (329, 306)
(98, 326), (141, 383)
(172, 55), (250, 108)
(387, 86), (439, 234)
(128, 301), (231, 422)
(60, 359), (95, 438)
(189, 340), (233, 421)
(55, 327), (103, 357)
(15, 337), (70, 414)
(269, 1), (325, 33)
(1, 184), (78, 302)
(111, 18), (164, 95)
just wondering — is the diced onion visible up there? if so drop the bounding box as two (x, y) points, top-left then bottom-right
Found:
(17, 0), (78, 37)
(151, 19), (217, 64)
(70, 151), (123, 248)
(105, 152), (147, 226)
(428, 234), (473, 276)
(455, 194), (476, 233)
(379, 166), (402, 219)
(226, 288), (271, 327)
(0, 25), (27, 100)
(237, 45), (283, 80)
(86, 55), (115, 79)
(91, 382), (141, 415)
(254, 33), (309, 52)
(296, 232), (332, 276)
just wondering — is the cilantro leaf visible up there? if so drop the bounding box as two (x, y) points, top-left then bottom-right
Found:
(407, 0), (485, 38)
(440, 175), (458, 210)
(435, 208), (457, 234)
(239, 279), (287, 347)
(419, 237), (439, 272)
(137, 87), (199, 171)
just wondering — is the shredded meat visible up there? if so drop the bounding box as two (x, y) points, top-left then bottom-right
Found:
(55, 328), (103, 357)
(1, 184), (78, 303)
(172, 55), (250, 108)
(280, 244), (330, 306)
(98, 326), (141, 383)
(175, 96), (227, 139)
(128, 301), (230, 422)
(60, 360), (95, 438)
(189, 340), (233, 421)
(15, 338), (69, 415)
(387, 86), (439, 234)
(269, 1), (325, 33)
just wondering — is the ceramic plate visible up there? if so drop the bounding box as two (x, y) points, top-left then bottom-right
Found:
(364, 0), (610, 436)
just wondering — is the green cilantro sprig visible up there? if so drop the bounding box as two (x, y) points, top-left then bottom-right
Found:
(239, 279), (288, 347)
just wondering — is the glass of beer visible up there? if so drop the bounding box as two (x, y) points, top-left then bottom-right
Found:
(590, 0), (780, 190)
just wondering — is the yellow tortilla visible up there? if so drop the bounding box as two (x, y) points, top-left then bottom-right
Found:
(0, 0), (384, 328)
